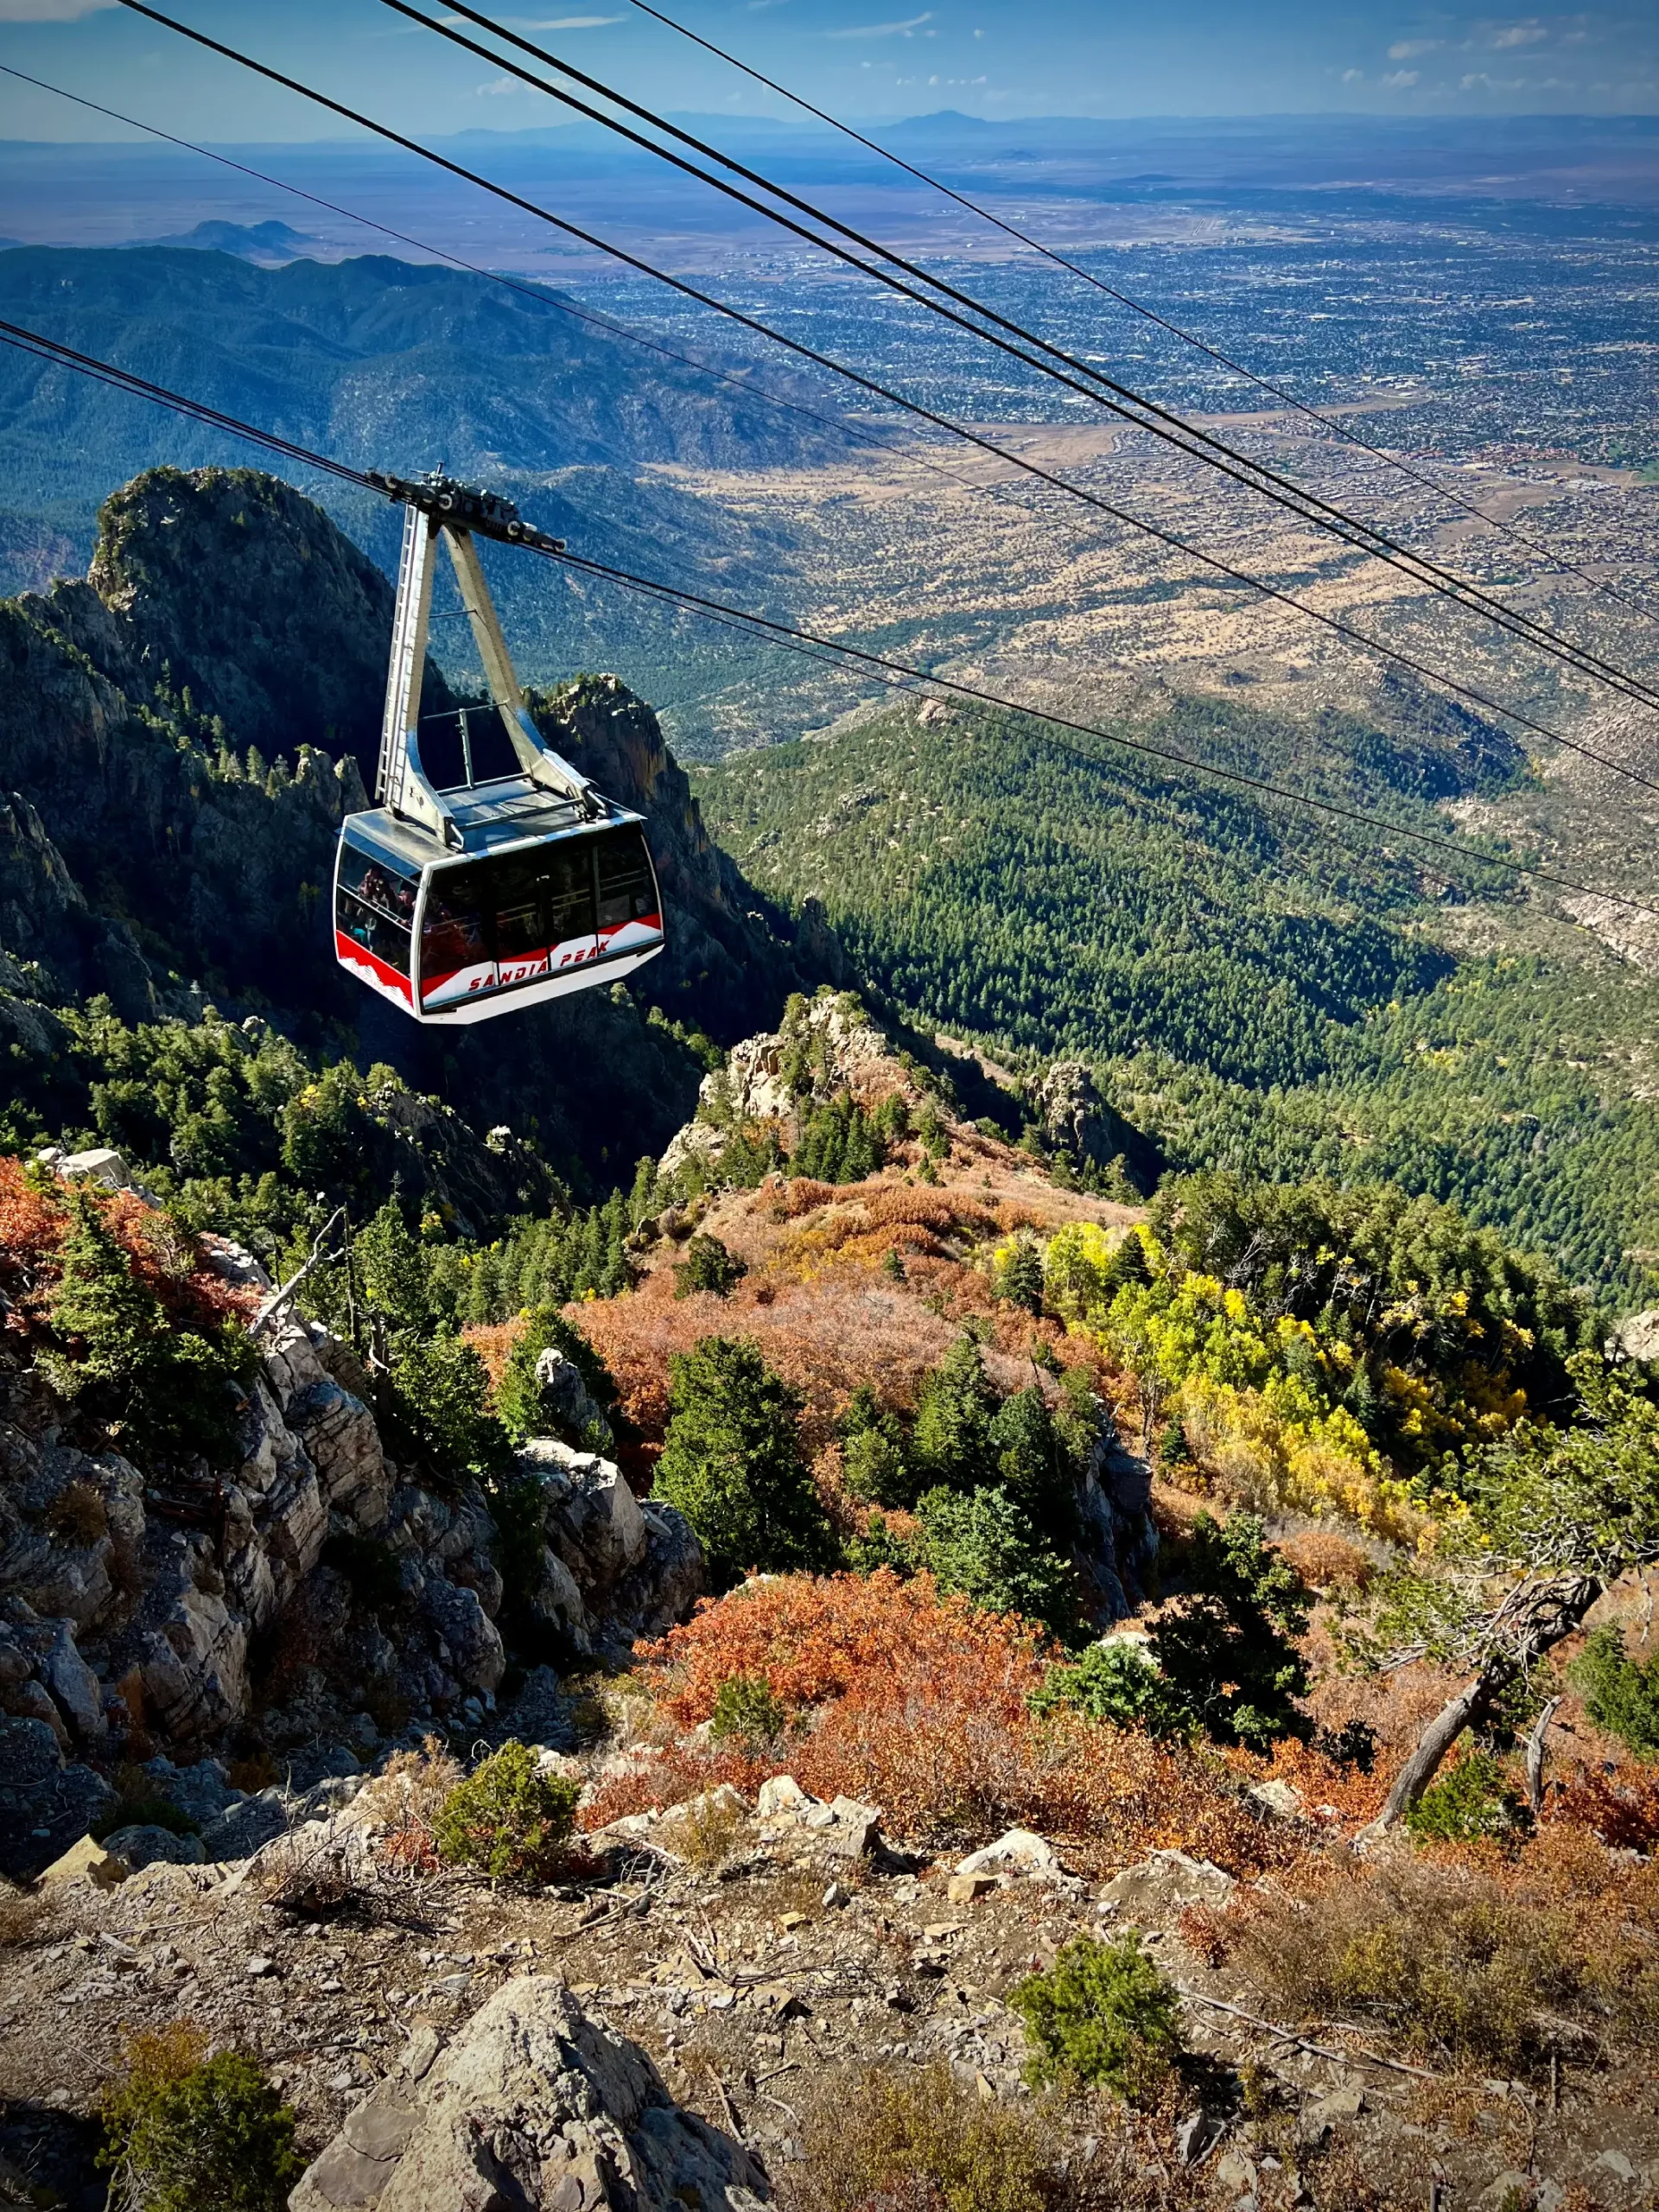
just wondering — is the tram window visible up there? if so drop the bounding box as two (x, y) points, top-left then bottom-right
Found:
(545, 842), (596, 946)
(337, 845), (416, 976)
(595, 828), (658, 930)
(486, 853), (543, 962)
(421, 880), (486, 978)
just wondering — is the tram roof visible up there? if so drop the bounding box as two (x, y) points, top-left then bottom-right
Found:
(342, 779), (646, 876)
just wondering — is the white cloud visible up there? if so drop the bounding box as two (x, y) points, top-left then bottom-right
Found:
(1492, 19), (1548, 44)
(0, 0), (115, 17)
(1341, 65), (1364, 79)
(1380, 67), (1420, 85)
(1388, 37), (1441, 58)
(823, 10), (932, 36)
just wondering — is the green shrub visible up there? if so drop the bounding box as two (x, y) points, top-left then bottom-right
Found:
(673, 1232), (747, 1300)
(917, 1484), (1078, 1642)
(793, 1090), (883, 1184)
(391, 1329), (512, 1482)
(1405, 1744), (1529, 1846)
(708, 1674), (787, 1749)
(993, 1233), (1045, 1314)
(432, 1738), (581, 1885)
(1572, 1624), (1659, 1758)
(97, 2024), (302, 2212)
(838, 1382), (912, 1507)
(42, 1190), (250, 1462)
(1030, 1639), (1190, 1739)
(1010, 1932), (1184, 2100)
(652, 1336), (836, 1583)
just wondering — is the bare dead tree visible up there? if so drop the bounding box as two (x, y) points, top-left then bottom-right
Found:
(1366, 1574), (1601, 1835)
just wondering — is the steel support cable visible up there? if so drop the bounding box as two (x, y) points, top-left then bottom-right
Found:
(620, 0), (1659, 631)
(397, 0), (1659, 720)
(1, 305), (1651, 925)
(103, 2), (1659, 795)
(531, 537), (1659, 920)
(18, 62), (1646, 814)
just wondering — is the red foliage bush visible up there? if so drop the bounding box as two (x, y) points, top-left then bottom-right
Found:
(0, 1158), (249, 1338)
(579, 1746), (772, 1832)
(0, 1157), (67, 1319)
(634, 1569), (1294, 1871)
(1547, 1761), (1659, 1853)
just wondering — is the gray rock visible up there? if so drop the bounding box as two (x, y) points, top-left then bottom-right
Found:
(100, 1822), (207, 1869)
(418, 1577), (505, 1699)
(0, 1711), (63, 1801)
(1097, 1849), (1236, 1915)
(200, 1788), (290, 1862)
(1607, 1310), (1659, 1365)
(957, 1828), (1060, 1879)
(39, 1618), (105, 1743)
(607, 1501), (705, 1643)
(533, 1344), (614, 1452)
(141, 1753), (240, 1826)
(289, 1974), (769, 2211)
(285, 1375), (390, 1532)
(521, 1440), (648, 1595)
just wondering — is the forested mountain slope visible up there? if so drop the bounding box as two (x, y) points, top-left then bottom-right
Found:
(696, 695), (1659, 1304)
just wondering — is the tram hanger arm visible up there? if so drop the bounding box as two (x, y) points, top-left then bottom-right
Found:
(442, 526), (598, 814)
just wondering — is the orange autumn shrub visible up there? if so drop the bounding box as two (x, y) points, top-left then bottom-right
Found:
(579, 1746), (772, 1832)
(462, 1319), (524, 1390)
(0, 1156), (67, 1309)
(633, 1570), (1294, 1871)
(1545, 1761), (1659, 1853)
(1240, 1736), (1390, 1829)
(644, 1568), (1048, 1727)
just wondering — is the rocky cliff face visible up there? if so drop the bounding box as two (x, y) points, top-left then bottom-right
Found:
(0, 1214), (703, 1884)
(86, 467), (432, 792)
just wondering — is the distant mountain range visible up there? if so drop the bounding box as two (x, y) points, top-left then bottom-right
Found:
(0, 245), (849, 689)
(119, 219), (322, 263)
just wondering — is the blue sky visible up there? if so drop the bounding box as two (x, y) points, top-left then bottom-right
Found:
(0, 0), (1654, 137)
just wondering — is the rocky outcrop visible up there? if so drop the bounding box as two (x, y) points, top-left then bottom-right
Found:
(1, 1258), (707, 1875)
(87, 467), (424, 791)
(1030, 1061), (1159, 1195)
(659, 988), (918, 1184)
(518, 1439), (704, 1658)
(291, 1976), (768, 2212)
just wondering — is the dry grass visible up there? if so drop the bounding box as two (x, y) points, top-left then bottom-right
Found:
(43, 1478), (108, 1548)
(779, 2063), (1436, 2212)
(1276, 1529), (1376, 1593)
(359, 1736), (464, 1877)
(1188, 1828), (1659, 2073)
(0, 1883), (48, 1948)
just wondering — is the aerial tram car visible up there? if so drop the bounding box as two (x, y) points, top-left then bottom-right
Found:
(334, 473), (665, 1024)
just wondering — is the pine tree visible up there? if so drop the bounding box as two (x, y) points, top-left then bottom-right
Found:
(653, 1336), (835, 1584)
